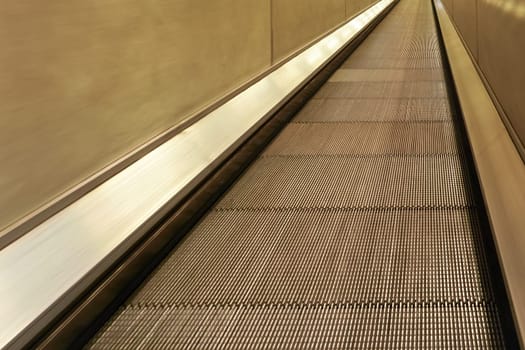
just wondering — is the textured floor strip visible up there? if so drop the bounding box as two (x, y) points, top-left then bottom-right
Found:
(313, 81), (447, 99)
(88, 0), (510, 347)
(92, 302), (505, 349)
(294, 98), (453, 122)
(215, 156), (475, 209)
(329, 69), (444, 82)
(129, 209), (493, 305)
(263, 122), (461, 156)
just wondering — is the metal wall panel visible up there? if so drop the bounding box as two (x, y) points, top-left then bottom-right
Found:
(443, 0), (525, 151)
(0, 0), (271, 231)
(0, 0), (379, 234)
(477, 0), (525, 148)
(452, 0), (478, 59)
(443, 0), (454, 15)
(272, 0), (346, 60)
(347, 0), (375, 18)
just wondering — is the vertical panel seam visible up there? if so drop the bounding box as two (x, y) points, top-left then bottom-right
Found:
(270, 0), (274, 64)
(475, 0), (479, 60)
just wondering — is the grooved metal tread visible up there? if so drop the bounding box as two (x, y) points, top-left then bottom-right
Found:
(351, 35), (442, 60)
(129, 209), (493, 305)
(263, 122), (461, 156)
(295, 98), (452, 122)
(92, 302), (504, 349)
(342, 57), (443, 69)
(329, 69), (444, 82)
(88, 0), (511, 347)
(314, 81), (446, 99)
(215, 156), (475, 210)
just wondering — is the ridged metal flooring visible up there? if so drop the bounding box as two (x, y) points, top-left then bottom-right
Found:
(88, 0), (510, 348)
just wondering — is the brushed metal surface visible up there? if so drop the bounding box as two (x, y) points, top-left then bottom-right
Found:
(272, 0), (346, 60)
(347, 0), (376, 17)
(0, 2), (394, 348)
(0, 0), (271, 233)
(435, 0), (525, 345)
(477, 0), (525, 149)
(451, 0), (478, 58)
(0, 0), (383, 237)
(441, 0), (525, 154)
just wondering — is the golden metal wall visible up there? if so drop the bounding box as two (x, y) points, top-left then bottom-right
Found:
(442, 0), (525, 153)
(0, 1), (376, 231)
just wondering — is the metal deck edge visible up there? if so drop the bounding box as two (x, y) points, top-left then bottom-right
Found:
(0, 2), (384, 248)
(434, 0), (525, 347)
(0, 1), (395, 349)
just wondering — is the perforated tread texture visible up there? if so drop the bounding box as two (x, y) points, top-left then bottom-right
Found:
(88, 0), (511, 348)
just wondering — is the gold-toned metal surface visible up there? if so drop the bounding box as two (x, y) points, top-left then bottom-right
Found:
(0, 3), (395, 348)
(271, 0), (346, 60)
(440, 0), (525, 156)
(435, 0), (525, 345)
(451, 0), (478, 58)
(271, 0), (378, 61)
(347, 0), (376, 18)
(0, 0), (271, 232)
(89, 0), (513, 347)
(0, 0), (383, 238)
(477, 0), (525, 149)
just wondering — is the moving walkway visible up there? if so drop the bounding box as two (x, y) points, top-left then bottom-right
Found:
(3, 0), (522, 348)
(84, 0), (519, 348)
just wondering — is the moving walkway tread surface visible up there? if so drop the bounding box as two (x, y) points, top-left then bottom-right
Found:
(87, 0), (516, 348)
